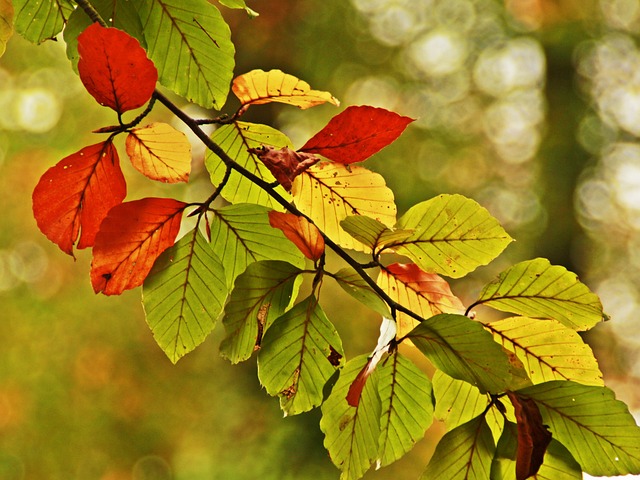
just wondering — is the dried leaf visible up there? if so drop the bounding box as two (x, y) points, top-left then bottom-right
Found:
(248, 145), (319, 191)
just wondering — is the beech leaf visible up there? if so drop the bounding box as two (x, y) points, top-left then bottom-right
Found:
(300, 105), (414, 164)
(476, 258), (606, 330)
(217, 0), (259, 17)
(90, 197), (186, 295)
(32, 141), (126, 256)
(377, 263), (465, 338)
(232, 69), (339, 113)
(433, 370), (491, 431)
(249, 145), (320, 191)
(13, 0), (73, 44)
(332, 267), (391, 318)
(0, 0), (13, 57)
(292, 162), (397, 252)
(126, 122), (192, 183)
(340, 215), (414, 252)
(268, 211), (325, 261)
(77, 23), (157, 113)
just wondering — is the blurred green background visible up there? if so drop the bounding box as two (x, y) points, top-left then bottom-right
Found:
(2, 0), (640, 478)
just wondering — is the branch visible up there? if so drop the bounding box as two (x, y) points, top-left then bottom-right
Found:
(76, 0), (108, 27)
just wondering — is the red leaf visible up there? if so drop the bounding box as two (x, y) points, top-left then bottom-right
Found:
(346, 358), (374, 407)
(90, 198), (186, 295)
(32, 141), (126, 256)
(299, 105), (414, 164)
(78, 23), (157, 113)
(248, 145), (320, 191)
(268, 211), (325, 261)
(507, 392), (553, 480)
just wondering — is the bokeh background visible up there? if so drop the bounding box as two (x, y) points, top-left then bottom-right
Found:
(1, 0), (640, 478)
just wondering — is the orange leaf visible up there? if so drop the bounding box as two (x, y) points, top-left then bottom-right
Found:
(377, 263), (465, 337)
(268, 211), (325, 261)
(232, 69), (339, 113)
(78, 23), (157, 113)
(32, 141), (126, 256)
(249, 145), (319, 191)
(507, 392), (553, 480)
(90, 198), (186, 295)
(126, 122), (192, 183)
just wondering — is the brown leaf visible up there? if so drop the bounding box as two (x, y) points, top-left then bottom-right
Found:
(248, 145), (320, 191)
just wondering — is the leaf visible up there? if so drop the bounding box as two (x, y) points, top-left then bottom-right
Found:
(484, 317), (603, 386)
(257, 295), (344, 415)
(433, 370), (490, 431)
(518, 381), (640, 476)
(64, 0), (145, 70)
(13, 0), (73, 44)
(135, 0), (235, 108)
(377, 351), (434, 468)
(0, 0), (13, 58)
(321, 354), (381, 480)
(476, 258), (606, 331)
(77, 23), (157, 113)
(142, 228), (227, 363)
(422, 414), (495, 480)
(491, 423), (582, 480)
(126, 122), (192, 183)
(300, 105), (414, 164)
(232, 69), (339, 114)
(90, 198), (186, 295)
(340, 215), (413, 252)
(332, 267), (391, 318)
(249, 145), (320, 192)
(292, 162), (397, 252)
(208, 203), (305, 288)
(217, 0), (258, 17)
(32, 141), (126, 256)
(507, 392), (552, 480)
(220, 260), (303, 364)
(390, 194), (513, 279)
(205, 122), (293, 209)
(268, 211), (325, 261)
(377, 263), (465, 337)
(407, 314), (512, 393)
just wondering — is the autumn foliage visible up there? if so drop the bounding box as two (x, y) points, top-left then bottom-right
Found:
(9, 3), (640, 480)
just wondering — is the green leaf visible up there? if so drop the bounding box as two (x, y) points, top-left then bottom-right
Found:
(433, 370), (490, 431)
(485, 317), (603, 386)
(407, 314), (512, 393)
(491, 422), (582, 480)
(257, 295), (344, 416)
(377, 351), (434, 468)
(321, 354), (381, 480)
(217, 0), (258, 17)
(390, 194), (513, 278)
(205, 122), (292, 209)
(220, 260), (302, 364)
(332, 267), (391, 318)
(518, 381), (640, 476)
(208, 203), (305, 288)
(13, 0), (73, 44)
(142, 228), (228, 363)
(340, 215), (413, 252)
(422, 414), (495, 480)
(135, 0), (235, 108)
(0, 0), (13, 58)
(64, 0), (145, 71)
(476, 258), (605, 330)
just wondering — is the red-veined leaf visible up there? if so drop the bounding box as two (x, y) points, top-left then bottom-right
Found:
(268, 211), (324, 261)
(249, 145), (320, 191)
(90, 198), (186, 295)
(232, 69), (339, 114)
(300, 105), (414, 164)
(377, 263), (465, 338)
(32, 141), (126, 256)
(126, 122), (192, 183)
(77, 23), (157, 113)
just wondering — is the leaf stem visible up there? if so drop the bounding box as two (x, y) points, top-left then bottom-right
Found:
(76, 0), (108, 27)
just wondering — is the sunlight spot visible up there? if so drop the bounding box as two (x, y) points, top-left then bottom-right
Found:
(408, 29), (467, 77)
(15, 88), (62, 133)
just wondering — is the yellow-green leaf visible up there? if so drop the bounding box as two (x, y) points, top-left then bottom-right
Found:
(485, 317), (603, 386)
(332, 267), (391, 318)
(476, 258), (606, 330)
(341, 215), (413, 253)
(0, 0), (13, 57)
(217, 0), (258, 17)
(13, 0), (73, 44)
(126, 123), (192, 183)
(292, 162), (397, 251)
(232, 69), (339, 113)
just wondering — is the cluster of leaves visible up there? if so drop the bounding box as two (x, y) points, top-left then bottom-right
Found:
(5, 0), (640, 479)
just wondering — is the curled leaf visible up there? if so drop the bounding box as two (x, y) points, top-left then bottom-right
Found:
(248, 145), (319, 191)
(268, 211), (324, 261)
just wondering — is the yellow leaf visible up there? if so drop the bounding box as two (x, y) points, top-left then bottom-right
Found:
(232, 69), (339, 112)
(126, 122), (192, 183)
(0, 0), (13, 58)
(291, 162), (396, 251)
(484, 317), (604, 386)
